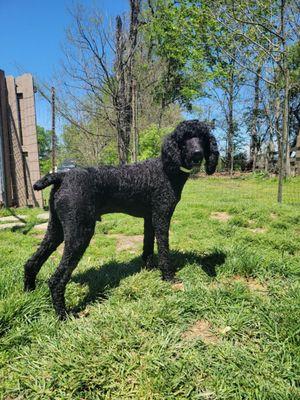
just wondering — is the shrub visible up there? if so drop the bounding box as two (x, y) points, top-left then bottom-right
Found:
(139, 125), (172, 160)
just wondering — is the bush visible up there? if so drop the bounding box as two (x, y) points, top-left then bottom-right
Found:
(139, 125), (172, 160)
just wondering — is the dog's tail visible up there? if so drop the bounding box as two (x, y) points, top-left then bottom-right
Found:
(33, 172), (65, 191)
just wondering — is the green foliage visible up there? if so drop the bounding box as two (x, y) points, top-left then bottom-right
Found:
(144, 0), (210, 108)
(138, 125), (172, 160)
(61, 123), (118, 166)
(37, 125), (52, 159)
(233, 152), (248, 171)
(289, 41), (300, 85)
(37, 125), (52, 174)
(39, 159), (52, 175)
(100, 141), (119, 165)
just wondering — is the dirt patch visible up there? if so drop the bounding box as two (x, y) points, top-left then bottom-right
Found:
(0, 222), (26, 230)
(4, 396), (24, 400)
(109, 234), (143, 253)
(210, 276), (268, 295)
(57, 244), (65, 256)
(197, 171), (253, 179)
(248, 227), (266, 234)
(34, 223), (48, 231)
(182, 320), (220, 344)
(210, 212), (231, 222)
(50, 245), (65, 261)
(37, 212), (49, 220)
(0, 215), (27, 222)
(244, 278), (268, 293)
(34, 233), (45, 240)
(172, 282), (185, 291)
(231, 275), (268, 294)
(78, 308), (90, 318)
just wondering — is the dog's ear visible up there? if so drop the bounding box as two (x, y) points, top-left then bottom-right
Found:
(204, 133), (219, 175)
(161, 134), (181, 173)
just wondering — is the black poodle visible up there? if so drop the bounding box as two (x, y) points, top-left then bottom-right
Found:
(24, 120), (219, 319)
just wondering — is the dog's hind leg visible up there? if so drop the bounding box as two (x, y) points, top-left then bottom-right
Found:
(48, 218), (95, 320)
(142, 217), (155, 269)
(24, 211), (63, 291)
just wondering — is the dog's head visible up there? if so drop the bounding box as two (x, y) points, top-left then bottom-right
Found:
(161, 120), (219, 175)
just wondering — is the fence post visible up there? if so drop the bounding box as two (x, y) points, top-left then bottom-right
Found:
(296, 130), (300, 176)
(131, 79), (138, 163)
(51, 87), (56, 172)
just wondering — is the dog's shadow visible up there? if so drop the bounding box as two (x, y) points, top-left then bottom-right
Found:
(71, 250), (226, 313)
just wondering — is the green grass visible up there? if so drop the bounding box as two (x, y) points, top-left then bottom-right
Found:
(0, 176), (299, 399)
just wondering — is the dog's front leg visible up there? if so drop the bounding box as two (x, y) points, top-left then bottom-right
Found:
(142, 217), (155, 269)
(152, 212), (175, 281)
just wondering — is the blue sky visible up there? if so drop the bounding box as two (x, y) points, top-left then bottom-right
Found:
(0, 0), (129, 130)
(0, 0), (246, 153)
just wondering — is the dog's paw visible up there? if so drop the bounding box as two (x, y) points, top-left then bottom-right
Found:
(57, 311), (69, 321)
(24, 279), (36, 292)
(143, 255), (157, 270)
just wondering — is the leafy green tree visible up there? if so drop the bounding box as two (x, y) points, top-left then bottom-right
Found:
(139, 125), (172, 160)
(144, 1), (210, 111)
(145, 0), (246, 173)
(37, 126), (51, 159)
(62, 118), (119, 166)
(37, 125), (52, 174)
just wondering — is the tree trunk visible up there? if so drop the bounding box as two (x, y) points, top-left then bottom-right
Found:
(295, 128), (300, 175)
(115, 16), (130, 164)
(278, 0), (290, 178)
(131, 79), (138, 162)
(283, 69), (290, 177)
(128, 0), (140, 163)
(275, 96), (284, 203)
(114, 0), (140, 164)
(278, 140), (284, 203)
(264, 147), (269, 172)
(264, 136), (274, 173)
(250, 66), (261, 172)
(227, 72), (234, 177)
(115, 1), (140, 165)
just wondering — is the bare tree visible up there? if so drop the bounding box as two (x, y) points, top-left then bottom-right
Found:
(209, 57), (243, 175)
(114, 0), (140, 163)
(209, 0), (300, 200)
(49, 2), (141, 165)
(249, 65), (261, 171)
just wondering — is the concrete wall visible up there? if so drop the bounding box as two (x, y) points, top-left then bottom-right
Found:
(0, 71), (42, 207)
(0, 72), (5, 204)
(15, 74), (42, 206)
(0, 89), (5, 204)
(0, 70), (14, 206)
(6, 75), (27, 206)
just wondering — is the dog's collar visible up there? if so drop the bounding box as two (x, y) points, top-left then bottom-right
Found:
(180, 166), (192, 174)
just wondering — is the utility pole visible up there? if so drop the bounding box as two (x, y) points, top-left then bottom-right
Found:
(132, 79), (138, 163)
(51, 87), (56, 172)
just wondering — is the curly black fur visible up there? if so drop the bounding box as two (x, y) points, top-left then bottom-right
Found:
(24, 120), (219, 319)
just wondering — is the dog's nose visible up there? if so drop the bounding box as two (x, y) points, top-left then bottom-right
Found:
(192, 150), (203, 163)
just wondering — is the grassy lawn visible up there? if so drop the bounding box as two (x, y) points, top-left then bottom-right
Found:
(0, 176), (299, 399)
